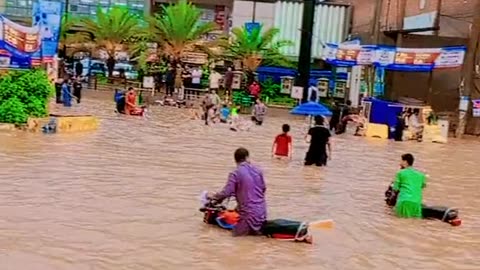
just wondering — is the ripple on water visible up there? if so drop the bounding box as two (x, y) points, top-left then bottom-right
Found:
(0, 92), (479, 269)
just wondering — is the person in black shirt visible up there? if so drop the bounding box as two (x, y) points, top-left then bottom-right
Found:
(304, 115), (332, 166)
(75, 62), (83, 77)
(72, 77), (82, 103)
(165, 65), (175, 96)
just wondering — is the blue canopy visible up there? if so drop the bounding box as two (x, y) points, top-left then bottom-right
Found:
(290, 102), (332, 117)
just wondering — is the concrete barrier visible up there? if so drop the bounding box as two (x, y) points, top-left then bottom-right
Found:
(365, 123), (389, 139)
(27, 115), (99, 133)
(0, 123), (16, 132)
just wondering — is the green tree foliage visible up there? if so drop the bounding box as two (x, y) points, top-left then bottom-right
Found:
(219, 24), (293, 79)
(73, 6), (141, 76)
(144, 0), (219, 63)
(0, 69), (54, 124)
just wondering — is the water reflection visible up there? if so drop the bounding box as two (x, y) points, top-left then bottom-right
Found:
(0, 92), (479, 269)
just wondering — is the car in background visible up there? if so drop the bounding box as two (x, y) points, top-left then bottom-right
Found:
(82, 59), (106, 78)
(112, 63), (138, 80)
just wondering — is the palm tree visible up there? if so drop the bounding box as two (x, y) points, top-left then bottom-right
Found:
(220, 24), (293, 82)
(144, 0), (219, 65)
(59, 15), (93, 58)
(74, 6), (141, 77)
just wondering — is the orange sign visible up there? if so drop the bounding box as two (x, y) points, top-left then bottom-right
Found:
(394, 49), (440, 65)
(336, 48), (361, 61)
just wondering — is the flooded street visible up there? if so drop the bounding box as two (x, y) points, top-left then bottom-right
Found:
(1, 92), (479, 270)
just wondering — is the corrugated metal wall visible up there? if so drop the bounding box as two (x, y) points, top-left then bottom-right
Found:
(273, 2), (348, 58)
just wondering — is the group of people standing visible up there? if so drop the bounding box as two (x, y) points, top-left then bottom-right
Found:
(164, 64), (235, 101)
(56, 76), (83, 107)
(394, 108), (424, 141)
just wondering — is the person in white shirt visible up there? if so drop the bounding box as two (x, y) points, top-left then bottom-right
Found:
(408, 109), (424, 140)
(191, 66), (203, 89)
(209, 70), (222, 91)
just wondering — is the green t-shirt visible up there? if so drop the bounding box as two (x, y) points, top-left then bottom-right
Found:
(393, 167), (426, 204)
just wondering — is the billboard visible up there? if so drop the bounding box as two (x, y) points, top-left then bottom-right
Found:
(0, 0), (62, 69)
(322, 43), (466, 72)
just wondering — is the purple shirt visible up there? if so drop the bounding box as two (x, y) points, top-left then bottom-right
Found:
(214, 162), (267, 236)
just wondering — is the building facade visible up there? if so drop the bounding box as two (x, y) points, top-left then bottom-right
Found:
(330, 0), (478, 132)
(0, 0), (146, 22)
(231, 0), (351, 59)
(331, 0), (474, 40)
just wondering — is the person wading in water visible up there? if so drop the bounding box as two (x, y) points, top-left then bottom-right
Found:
(209, 147), (267, 236)
(392, 153), (426, 218)
(304, 116), (332, 166)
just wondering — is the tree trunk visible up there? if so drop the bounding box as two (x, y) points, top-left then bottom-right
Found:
(456, 0), (480, 138)
(106, 57), (115, 78)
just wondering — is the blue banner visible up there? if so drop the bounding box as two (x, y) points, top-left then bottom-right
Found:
(31, 0), (63, 61)
(245, 22), (260, 35)
(322, 44), (467, 72)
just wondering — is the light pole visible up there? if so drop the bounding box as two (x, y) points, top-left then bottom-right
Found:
(297, 0), (316, 103)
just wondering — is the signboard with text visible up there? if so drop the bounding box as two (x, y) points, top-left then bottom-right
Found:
(473, 99), (480, 117)
(0, 0), (62, 69)
(323, 43), (466, 72)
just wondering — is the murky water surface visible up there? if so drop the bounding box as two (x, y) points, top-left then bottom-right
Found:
(1, 92), (479, 269)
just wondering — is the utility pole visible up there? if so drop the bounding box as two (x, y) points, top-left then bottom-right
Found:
(426, 0), (443, 105)
(396, 0), (407, 47)
(297, 0), (316, 102)
(372, 0), (383, 44)
(366, 0), (383, 97)
(456, 0), (480, 137)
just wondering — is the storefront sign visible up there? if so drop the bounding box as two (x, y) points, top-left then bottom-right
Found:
(291, 86), (303, 100)
(181, 52), (208, 65)
(473, 99), (480, 117)
(390, 48), (440, 71)
(434, 46), (466, 69)
(322, 44), (466, 71)
(459, 96), (469, 112)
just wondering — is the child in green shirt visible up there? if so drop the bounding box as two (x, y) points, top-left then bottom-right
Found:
(393, 153), (427, 218)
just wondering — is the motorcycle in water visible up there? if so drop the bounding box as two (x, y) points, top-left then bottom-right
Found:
(384, 183), (461, 226)
(199, 192), (334, 244)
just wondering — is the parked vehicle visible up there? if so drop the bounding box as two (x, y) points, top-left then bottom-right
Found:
(112, 63), (138, 80)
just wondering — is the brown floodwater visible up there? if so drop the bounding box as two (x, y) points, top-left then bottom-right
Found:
(1, 91), (479, 270)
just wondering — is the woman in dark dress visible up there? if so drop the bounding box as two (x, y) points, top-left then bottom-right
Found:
(304, 116), (332, 166)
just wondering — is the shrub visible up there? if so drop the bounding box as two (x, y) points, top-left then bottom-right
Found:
(0, 97), (28, 124)
(0, 69), (54, 124)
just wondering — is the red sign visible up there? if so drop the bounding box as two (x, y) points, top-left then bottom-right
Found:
(394, 48), (441, 65)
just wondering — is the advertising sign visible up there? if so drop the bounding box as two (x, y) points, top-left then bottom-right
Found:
(0, 16), (39, 68)
(390, 48), (441, 72)
(473, 99), (480, 117)
(31, 0), (63, 63)
(322, 43), (466, 72)
(0, 0), (62, 69)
